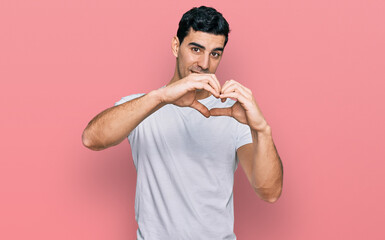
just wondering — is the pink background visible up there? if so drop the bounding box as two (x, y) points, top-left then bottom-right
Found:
(1, 0), (384, 239)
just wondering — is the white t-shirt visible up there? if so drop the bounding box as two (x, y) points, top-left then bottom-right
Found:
(115, 91), (253, 240)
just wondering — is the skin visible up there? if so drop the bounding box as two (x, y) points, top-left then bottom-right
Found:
(82, 27), (283, 203)
(164, 28), (225, 117)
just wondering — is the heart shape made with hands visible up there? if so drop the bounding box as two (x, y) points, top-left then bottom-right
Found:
(192, 79), (252, 126)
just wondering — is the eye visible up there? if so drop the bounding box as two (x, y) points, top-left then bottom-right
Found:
(211, 52), (221, 58)
(192, 47), (200, 52)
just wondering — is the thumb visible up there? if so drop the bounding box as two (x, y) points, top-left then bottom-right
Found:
(209, 107), (232, 117)
(190, 100), (211, 118)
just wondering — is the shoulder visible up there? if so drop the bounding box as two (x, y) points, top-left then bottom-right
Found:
(114, 93), (146, 106)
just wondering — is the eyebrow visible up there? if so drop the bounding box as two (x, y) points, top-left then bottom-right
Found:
(188, 42), (224, 52)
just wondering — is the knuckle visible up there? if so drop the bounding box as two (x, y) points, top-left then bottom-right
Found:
(190, 81), (200, 88)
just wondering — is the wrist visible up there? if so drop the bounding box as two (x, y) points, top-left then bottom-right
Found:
(253, 123), (272, 137)
(149, 87), (167, 106)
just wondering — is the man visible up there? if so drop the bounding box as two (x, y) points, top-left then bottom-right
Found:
(82, 6), (283, 240)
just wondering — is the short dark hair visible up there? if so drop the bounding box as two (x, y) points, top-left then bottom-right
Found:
(177, 6), (230, 47)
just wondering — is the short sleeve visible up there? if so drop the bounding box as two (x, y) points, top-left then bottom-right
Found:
(235, 122), (253, 150)
(114, 93), (146, 107)
(113, 93), (145, 141)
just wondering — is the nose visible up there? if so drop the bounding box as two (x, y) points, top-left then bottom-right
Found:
(198, 53), (210, 72)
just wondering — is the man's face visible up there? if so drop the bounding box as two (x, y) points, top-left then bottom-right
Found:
(173, 28), (226, 79)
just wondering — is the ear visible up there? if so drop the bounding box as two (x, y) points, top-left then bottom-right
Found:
(171, 36), (180, 57)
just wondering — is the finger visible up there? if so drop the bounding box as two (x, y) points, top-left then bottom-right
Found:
(221, 80), (250, 96)
(219, 80), (231, 102)
(210, 107), (232, 117)
(204, 75), (221, 97)
(193, 81), (220, 98)
(221, 80), (239, 94)
(220, 91), (247, 104)
(221, 83), (250, 100)
(190, 99), (210, 118)
(209, 74), (222, 96)
(220, 80), (230, 94)
(194, 74), (220, 97)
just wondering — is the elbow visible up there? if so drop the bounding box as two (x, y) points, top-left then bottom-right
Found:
(265, 195), (280, 203)
(82, 129), (104, 151)
(254, 184), (282, 204)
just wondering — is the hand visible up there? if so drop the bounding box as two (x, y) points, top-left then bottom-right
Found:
(160, 73), (221, 118)
(210, 80), (269, 132)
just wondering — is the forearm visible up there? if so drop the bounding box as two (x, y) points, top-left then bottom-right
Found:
(82, 88), (166, 150)
(251, 126), (283, 202)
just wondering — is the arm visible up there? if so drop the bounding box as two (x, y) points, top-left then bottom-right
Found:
(210, 79), (283, 203)
(82, 89), (165, 151)
(82, 73), (221, 151)
(237, 126), (283, 203)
